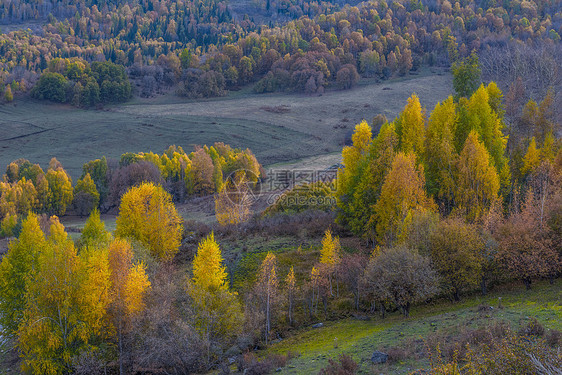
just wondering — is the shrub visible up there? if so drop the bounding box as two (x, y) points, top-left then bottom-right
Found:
(427, 323), (562, 374)
(518, 318), (545, 337)
(386, 347), (409, 364)
(362, 247), (438, 317)
(545, 329), (561, 347)
(319, 353), (358, 375)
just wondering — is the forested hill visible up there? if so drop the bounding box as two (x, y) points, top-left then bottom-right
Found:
(0, 0), (560, 105)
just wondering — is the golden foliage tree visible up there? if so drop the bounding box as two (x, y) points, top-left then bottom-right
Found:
(424, 97), (458, 208)
(336, 120), (374, 231)
(285, 266), (297, 326)
(191, 233), (228, 291)
(45, 158), (73, 216)
(79, 208), (112, 249)
(187, 233), (243, 360)
(455, 131), (500, 222)
(107, 238), (151, 375)
(36, 173), (52, 213)
(320, 229), (341, 266)
(372, 152), (436, 245)
(395, 94), (426, 158)
(0, 178), (38, 218)
(0, 213), (46, 336)
(17, 218), (108, 375)
(521, 137), (541, 176)
(319, 229), (341, 296)
(188, 148), (215, 196)
(345, 122), (398, 239)
(115, 182), (183, 261)
(256, 252), (278, 345)
(458, 84), (509, 191)
(337, 122), (372, 207)
(4, 85), (13, 102)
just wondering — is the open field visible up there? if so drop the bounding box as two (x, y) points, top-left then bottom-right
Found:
(264, 279), (562, 374)
(0, 71), (451, 180)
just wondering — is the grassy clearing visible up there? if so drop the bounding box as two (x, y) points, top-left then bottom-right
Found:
(0, 98), (307, 180)
(1, 72), (451, 181)
(265, 279), (562, 374)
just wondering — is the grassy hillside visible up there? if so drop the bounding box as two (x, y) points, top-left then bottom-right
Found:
(0, 71), (451, 180)
(264, 279), (562, 374)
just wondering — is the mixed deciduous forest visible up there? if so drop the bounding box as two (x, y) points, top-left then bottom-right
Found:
(0, 0), (561, 374)
(0, 0), (560, 104)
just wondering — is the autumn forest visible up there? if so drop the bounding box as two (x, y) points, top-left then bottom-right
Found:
(0, 0), (561, 373)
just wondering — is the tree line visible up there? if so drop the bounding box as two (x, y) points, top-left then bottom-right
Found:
(0, 142), (262, 237)
(1, 0), (560, 102)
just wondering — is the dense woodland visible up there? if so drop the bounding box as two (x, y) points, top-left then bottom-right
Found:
(0, 69), (561, 373)
(0, 0), (561, 373)
(0, 0), (560, 103)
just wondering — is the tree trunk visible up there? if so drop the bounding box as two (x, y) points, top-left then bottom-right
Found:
(119, 318), (123, 375)
(265, 286), (270, 346)
(288, 294), (293, 326)
(481, 277), (487, 296)
(524, 278), (531, 290)
(403, 302), (410, 317)
(453, 289), (460, 302)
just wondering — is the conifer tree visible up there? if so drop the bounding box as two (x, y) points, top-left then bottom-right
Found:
(256, 252), (278, 345)
(320, 229), (341, 266)
(424, 97), (458, 209)
(191, 232), (228, 291)
(337, 121), (373, 225)
(372, 152), (436, 245)
(395, 94), (425, 158)
(187, 233), (243, 360)
(320, 229), (341, 296)
(457, 84), (509, 188)
(521, 137), (540, 176)
(456, 131), (500, 222)
(80, 208), (112, 249)
(285, 266), (296, 326)
(348, 122), (398, 239)
(0, 213), (46, 336)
